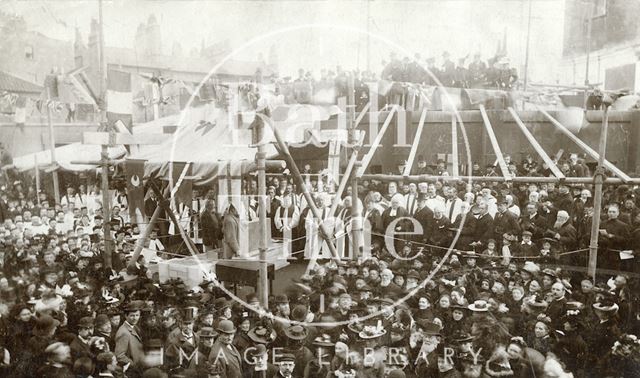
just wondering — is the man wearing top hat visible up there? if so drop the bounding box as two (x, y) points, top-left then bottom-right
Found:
(165, 308), (200, 370)
(208, 319), (243, 378)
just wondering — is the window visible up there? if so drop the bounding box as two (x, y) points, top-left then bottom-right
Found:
(593, 0), (607, 18)
(24, 46), (34, 60)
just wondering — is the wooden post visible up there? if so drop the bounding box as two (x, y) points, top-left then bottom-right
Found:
(403, 108), (427, 177)
(46, 88), (60, 205)
(348, 75), (361, 260)
(34, 154), (41, 207)
(358, 107), (397, 176)
(451, 113), (459, 177)
(78, 131), (164, 268)
(588, 106), (609, 281)
(253, 114), (270, 308)
(101, 144), (112, 268)
(479, 105), (510, 180)
(129, 184), (169, 269)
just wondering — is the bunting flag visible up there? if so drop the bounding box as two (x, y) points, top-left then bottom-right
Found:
(106, 69), (133, 131)
(13, 96), (26, 128)
(125, 159), (146, 222)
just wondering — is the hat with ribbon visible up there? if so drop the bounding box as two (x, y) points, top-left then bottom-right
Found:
(248, 324), (277, 344)
(284, 325), (308, 340)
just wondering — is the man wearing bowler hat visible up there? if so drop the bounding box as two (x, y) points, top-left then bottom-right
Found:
(188, 326), (218, 374)
(208, 319), (243, 378)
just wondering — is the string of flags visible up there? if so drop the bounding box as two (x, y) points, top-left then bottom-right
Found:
(1, 91), (66, 114)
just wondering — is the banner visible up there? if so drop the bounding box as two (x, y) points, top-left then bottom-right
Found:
(106, 69), (133, 131)
(125, 159), (146, 222)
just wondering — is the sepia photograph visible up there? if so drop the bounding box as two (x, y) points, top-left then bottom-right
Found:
(0, 0), (639, 377)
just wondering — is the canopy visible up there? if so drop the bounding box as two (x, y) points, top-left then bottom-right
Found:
(129, 103), (336, 185)
(13, 143), (127, 172)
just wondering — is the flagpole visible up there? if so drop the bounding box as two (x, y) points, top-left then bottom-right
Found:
(35, 154), (41, 207)
(46, 88), (61, 205)
(98, 0), (113, 268)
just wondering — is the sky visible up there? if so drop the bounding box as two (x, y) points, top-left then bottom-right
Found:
(2, 0), (567, 83)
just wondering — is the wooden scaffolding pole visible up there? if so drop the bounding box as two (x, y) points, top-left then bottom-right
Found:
(451, 113), (459, 177)
(128, 183), (169, 269)
(479, 105), (510, 180)
(253, 112), (270, 308)
(357, 107), (397, 176)
(508, 107), (565, 179)
(588, 106), (609, 281)
(537, 106), (631, 182)
(403, 108), (427, 177)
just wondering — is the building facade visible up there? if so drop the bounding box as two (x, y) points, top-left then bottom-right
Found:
(561, 0), (640, 92)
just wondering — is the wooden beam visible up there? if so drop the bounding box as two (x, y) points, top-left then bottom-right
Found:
(537, 106), (632, 182)
(479, 105), (511, 180)
(588, 107), (609, 281)
(403, 109), (427, 177)
(508, 107), (565, 179)
(451, 114), (459, 177)
(82, 132), (167, 146)
(357, 106), (397, 177)
(330, 133), (365, 217)
(354, 102), (370, 127)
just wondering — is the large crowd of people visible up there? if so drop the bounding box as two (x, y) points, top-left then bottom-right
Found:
(0, 148), (639, 378)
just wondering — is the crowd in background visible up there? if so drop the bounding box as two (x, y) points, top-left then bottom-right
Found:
(0, 147), (639, 378)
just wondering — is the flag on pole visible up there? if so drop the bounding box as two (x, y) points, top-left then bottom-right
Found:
(14, 96), (26, 129)
(106, 69), (133, 131)
(125, 159), (146, 222)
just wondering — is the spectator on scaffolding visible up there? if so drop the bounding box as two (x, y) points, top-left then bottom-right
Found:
(468, 52), (488, 87)
(424, 56), (438, 85)
(439, 51), (456, 87)
(408, 53), (426, 84)
(454, 56), (469, 88)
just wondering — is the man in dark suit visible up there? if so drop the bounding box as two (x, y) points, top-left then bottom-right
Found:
(382, 195), (409, 253)
(70, 317), (94, 360)
(493, 199), (521, 244)
(472, 202), (494, 250)
(201, 199), (222, 251)
(427, 205), (452, 252)
(519, 202), (547, 241)
(414, 194), (434, 244)
(599, 204), (631, 270)
(114, 302), (144, 367)
(208, 320), (243, 378)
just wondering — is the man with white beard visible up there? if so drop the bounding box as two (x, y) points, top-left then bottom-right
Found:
(547, 210), (577, 254)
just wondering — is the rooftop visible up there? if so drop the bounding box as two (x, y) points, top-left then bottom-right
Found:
(0, 70), (43, 94)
